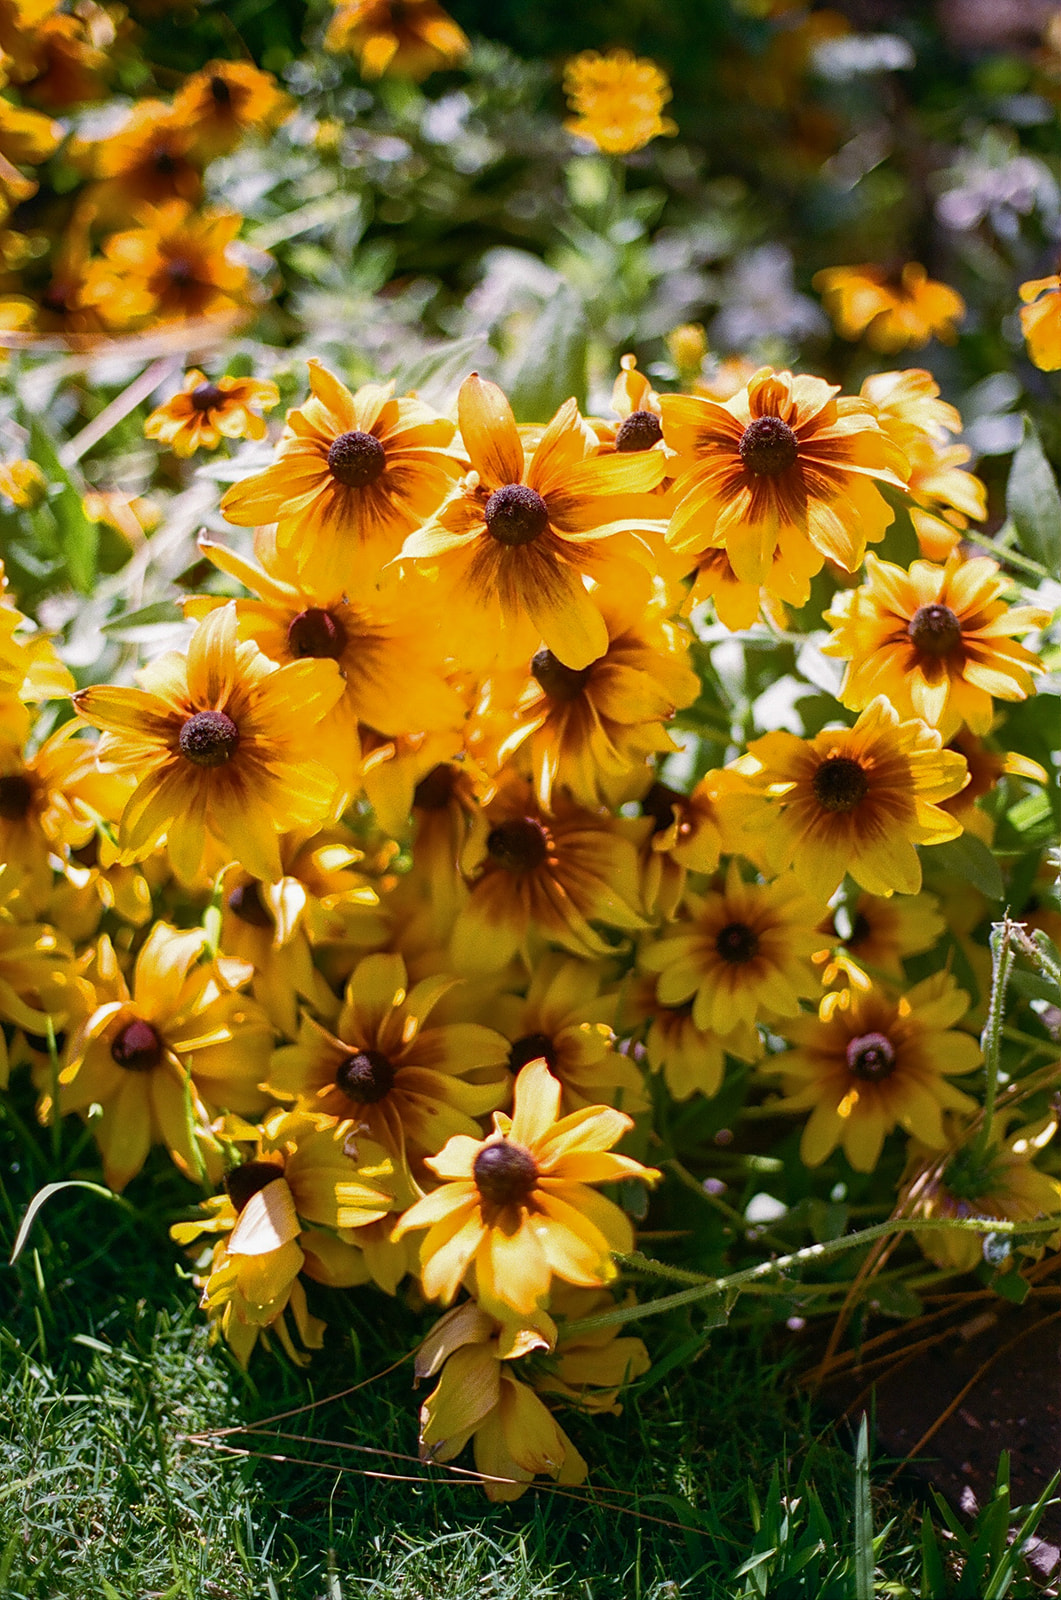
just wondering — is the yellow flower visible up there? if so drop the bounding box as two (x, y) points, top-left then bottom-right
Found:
(637, 770), (746, 922)
(172, 60), (294, 160)
(450, 775), (647, 972)
(0, 723), (101, 907)
(220, 362), (461, 596)
(768, 972), (981, 1171)
(939, 729), (1048, 836)
(661, 367), (906, 587)
(73, 602), (345, 885)
(1019, 274), (1061, 371)
(52, 925), (272, 1190)
(324, 0), (469, 79)
(81, 100), (203, 216)
(563, 49), (677, 156)
(622, 969), (761, 1103)
(0, 457), (45, 507)
(640, 860), (824, 1035)
(172, 1109), (405, 1365)
(816, 890), (946, 996)
(393, 1056), (660, 1321)
(398, 373), (665, 671)
(144, 370), (279, 457)
(492, 952), (646, 1114)
(813, 263), (965, 351)
(735, 697), (969, 898)
(78, 201), (257, 330)
(267, 950), (510, 1172)
(0, 885), (71, 1078)
(823, 553), (1047, 739)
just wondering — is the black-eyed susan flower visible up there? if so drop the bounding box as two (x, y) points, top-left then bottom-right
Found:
(639, 861), (824, 1035)
(939, 730), (1048, 838)
(73, 603), (344, 885)
(450, 775), (647, 972)
(324, 0), (469, 77)
(813, 263), (965, 352)
(82, 101), (203, 215)
(622, 968), (761, 1103)
(268, 950), (510, 1171)
(735, 697), (970, 899)
(393, 1056), (660, 1322)
(563, 48), (677, 155)
(822, 553), (1047, 739)
(492, 952), (645, 1114)
(661, 367), (906, 587)
(768, 972), (981, 1171)
(79, 201), (256, 329)
(171, 1109), (406, 1365)
(0, 724), (101, 906)
(817, 890), (946, 992)
(172, 60), (294, 160)
(398, 373), (665, 671)
(52, 925), (272, 1191)
(1019, 274), (1061, 371)
(221, 362), (461, 595)
(144, 370), (279, 457)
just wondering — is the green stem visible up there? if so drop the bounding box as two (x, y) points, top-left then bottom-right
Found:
(960, 529), (1052, 582)
(973, 918), (1017, 1163)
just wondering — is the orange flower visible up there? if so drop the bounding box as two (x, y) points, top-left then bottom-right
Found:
(1019, 274), (1061, 371)
(823, 553), (1048, 738)
(814, 263), (965, 352)
(172, 60), (294, 160)
(398, 374), (665, 670)
(221, 362), (461, 595)
(73, 603), (345, 884)
(78, 201), (257, 330)
(393, 1056), (659, 1321)
(661, 367), (906, 587)
(83, 101), (202, 215)
(324, 0), (469, 78)
(563, 49), (677, 155)
(144, 370), (280, 456)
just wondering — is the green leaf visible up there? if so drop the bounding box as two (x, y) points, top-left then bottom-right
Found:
(853, 1415), (875, 1600)
(390, 334), (489, 408)
(929, 834), (1005, 901)
(9, 1180), (132, 1264)
(28, 420), (99, 593)
(505, 283), (588, 422)
(1007, 417), (1061, 572)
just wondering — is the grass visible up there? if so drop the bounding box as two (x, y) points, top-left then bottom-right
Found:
(1, 1079), (1055, 1600)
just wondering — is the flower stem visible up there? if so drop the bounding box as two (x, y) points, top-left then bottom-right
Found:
(972, 917), (1017, 1164)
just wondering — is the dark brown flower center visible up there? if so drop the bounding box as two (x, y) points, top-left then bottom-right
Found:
(641, 781), (682, 834)
(714, 921), (760, 964)
(225, 1158), (283, 1213)
(152, 147), (180, 175)
(227, 881), (272, 928)
(0, 772), (34, 820)
(508, 1032), (558, 1074)
(908, 603), (962, 658)
(327, 429), (387, 489)
(615, 409), (663, 452)
(846, 1030), (896, 1082)
(531, 648), (592, 703)
(191, 381), (225, 412)
(812, 755), (869, 814)
(166, 255), (195, 286)
(209, 74), (233, 107)
(739, 415), (799, 477)
(473, 1139), (539, 1206)
(335, 1049), (396, 1104)
(487, 817), (549, 871)
(110, 1018), (163, 1072)
(413, 763), (458, 810)
(847, 911), (871, 948)
(178, 709), (240, 768)
(483, 483), (549, 546)
(287, 607), (348, 660)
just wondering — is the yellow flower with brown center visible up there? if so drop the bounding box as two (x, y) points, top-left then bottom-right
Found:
(78, 201), (257, 330)
(172, 1109), (405, 1366)
(14, 10), (111, 112)
(73, 602), (344, 885)
(817, 890), (945, 994)
(622, 968), (761, 1103)
(939, 730), (1048, 836)
(813, 263), (965, 351)
(660, 367), (907, 587)
(172, 60), (294, 160)
(0, 724), (101, 907)
(768, 972), (981, 1171)
(450, 775), (648, 972)
(0, 888), (71, 1084)
(563, 48), (677, 155)
(823, 553), (1048, 740)
(82, 100), (203, 216)
(683, 523), (823, 628)
(324, 0), (469, 78)
(492, 952), (646, 1114)
(191, 534), (464, 802)
(496, 583), (699, 810)
(221, 361), (461, 595)
(398, 373), (665, 671)
(267, 950), (510, 1171)
(735, 697), (970, 898)
(144, 370), (279, 457)
(53, 924), (272, 1191)
(393, 1056), (660, 1321)
(637, 769), (747, 922)
(640, 860), (824, 1035)
(1019, 274), (1061, 371)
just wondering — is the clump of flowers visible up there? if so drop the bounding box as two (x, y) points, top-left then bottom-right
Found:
(563, 49), (678, 156)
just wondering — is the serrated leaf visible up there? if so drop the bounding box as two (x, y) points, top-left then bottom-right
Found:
(1007, 417), (1061, 571)
(505, 284), (588, 422)
(929, 834), (1005, 901)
